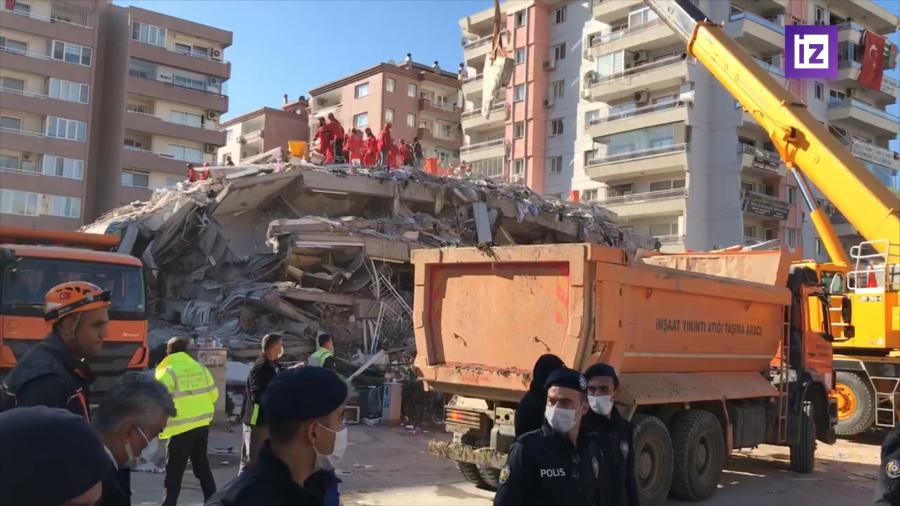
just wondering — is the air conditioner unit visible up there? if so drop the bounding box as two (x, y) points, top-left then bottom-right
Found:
(206, 110), (219, 120)
(204, 144), (217, 154)
(633, 50), (649, 64)
(543, 59), (556, 70)
(543, 98), (554, 108)
(211, 49), (222, 61)
(634, 91), (650, 104)
(21, 152), (33, 162)
(208, 77), (219, 85)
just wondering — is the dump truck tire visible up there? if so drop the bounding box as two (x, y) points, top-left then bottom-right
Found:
(834, 371), (875, 436)
(456, 461), (487, 487)
(633, 414), (674, 506)
(790, 401), (816, 473)
(478, 467), (501, 490)
(670, 410), (726, 501)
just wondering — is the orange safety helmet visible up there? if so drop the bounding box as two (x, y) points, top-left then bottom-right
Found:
(44, 281), (111, 324)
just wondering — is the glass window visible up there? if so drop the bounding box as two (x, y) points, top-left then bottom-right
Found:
(0, 116), (21, 131)
(42, 155), (84, 179)
(355, 82), (369, 98)
(549, 156), (563, 174)
(0, 77), (25, 94)
(550, 118), (564, 136)
(0, 189), (39, 216)
(786, 228), (797, 247)
(628, 6), (658, 28)
(353, 112), (368, 127)
(787, 186), (797, 204)
(554, 5), (566, 24)
(469, 157), (504, 178)
(551, 80), (564, 99)
(608, 183), (633, 197)
(553, 43), (567, 62)
(649, 179), (685, 191)
(48, 78), (89, 103)
(0, 36), (27, 54)
(408, 83), (417, 98)
(167, 144), (203, 163)
(582, 189), (598, 202)
(600, 123), (676, 156)
(175, 43), (192, 55)
(386, 78), (395, 92)
(649, 222), (677, 237)
(585, 110), (601, 125)
(132, 22), (166, 47)
(45, 116), (87, 141)
(744, 225), (756, 238)
(514, 84), (526, 102)
(12, 2), (30, 15)
(513, 159), (525, 176)
(515, 48), (526, 65)
(169, 111), (203, 127)
(121, 169), (150, 188)
(406, 113), (416, 127)
(0, 154), (20, 171)
(52, 40), (92, 66)
(513, 121), (524, 138)
(385, 108), (394, 123)
(814, 82), (824, 100)
(514, 10), (526, 27)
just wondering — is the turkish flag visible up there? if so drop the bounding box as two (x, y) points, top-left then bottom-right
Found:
(859, 31), (886, 91)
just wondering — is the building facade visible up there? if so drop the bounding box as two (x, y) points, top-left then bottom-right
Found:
(459, 0), (899, 258)
(218, 97), (310, 164)
(308, 60), (462, 166)
(0, 0), (231, 230)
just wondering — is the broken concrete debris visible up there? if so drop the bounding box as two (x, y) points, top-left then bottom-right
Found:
(84, 161), (647, 403)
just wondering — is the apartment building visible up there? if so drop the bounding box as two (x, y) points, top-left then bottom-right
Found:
(308, 60), (462, 166)
(460, 0), (898, 257)
(0, 0), (231, 230)
(219, 96), (310, 164)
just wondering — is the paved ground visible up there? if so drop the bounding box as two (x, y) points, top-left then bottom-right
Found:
(132, 424), (886, 506)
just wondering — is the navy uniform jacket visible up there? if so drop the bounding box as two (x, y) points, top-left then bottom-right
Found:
(582, 408), (639, 506)
(876, 425), (900, 505)
(494, 423), (605, 506)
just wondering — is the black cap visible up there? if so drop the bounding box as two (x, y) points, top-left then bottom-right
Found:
(0, 406), (111, 505)
(263, 367), (348, 422)
(584, 362), (619, 389)
(544, 367), (587, 392)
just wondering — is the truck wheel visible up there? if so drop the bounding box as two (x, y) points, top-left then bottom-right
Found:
(456, 461), (487, 487)
(789, 401), (816, 473)
(670, 410), (726, 501)
(478, 467), (501, 490)
(834, 371), (875, 436)
(633, 414), (674, 506)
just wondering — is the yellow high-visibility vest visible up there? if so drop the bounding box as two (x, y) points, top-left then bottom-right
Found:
(155, 352), (218, 439)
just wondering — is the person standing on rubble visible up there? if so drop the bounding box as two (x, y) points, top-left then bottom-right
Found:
(398, 139), (413, 167)
(412, 137), (424, 169)
(377, 122), (393, 169)
(308, 333), (338, 372)
(344, 128), (365, 166)
(514, 354), (564, 437)
(1, 281), (111, 420)
(363, 127), (378, 166)
(314, 117), (333, 164)
(326, 113), (344, 164)
(156, 337), (218, 506)
(239, 333), (284, 474)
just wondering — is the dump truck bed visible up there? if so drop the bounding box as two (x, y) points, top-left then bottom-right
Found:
(413, 244), (791, 404)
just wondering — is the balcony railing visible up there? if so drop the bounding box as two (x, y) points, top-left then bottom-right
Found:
(655, 234), (685, 244)
(588, 99), (688, 127)
(0, 4), (94, 28)
(738, 144), (785, 176)
(595, 19), (663, 45)
(0, 126), (44, 138)
(729, 11), (785, 34)
(741, 190), (790, 219)
(586, 142), (686, 166)
(128, 71), (226, 97)
(828, 98), (900, 122)
(462, 31), (506, 49)
(598, 187), (687, 205)
(752, 58), (784, 77)
(0, 85), (53, 101)
(589, 54), (687, 86)
(126, 109), (220, 130)
(460, 138), (504, 153)
(133, 38), (229, 64)
(461, 101), (505, 119)
(462, 74), (484, 84)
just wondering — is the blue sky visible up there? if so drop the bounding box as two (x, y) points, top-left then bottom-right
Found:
(118, 0), (897, 150)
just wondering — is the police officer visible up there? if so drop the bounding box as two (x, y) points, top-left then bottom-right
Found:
(583, 363), (639, 506)
(308, 333), (337, 372)
(515, 354), (564, 437)
(494, 367), (605, 506)
(207, 367), (348, 506)
(875, 418), (900, 505)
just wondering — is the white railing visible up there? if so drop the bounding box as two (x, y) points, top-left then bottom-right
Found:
(589, 54), (686, 86)
(133, 37), (229, 64)
(461, 101), (505, 119)
(729, 11), (784, 34)
(596, 19), (663, 44)
(655, 234), (685, 244)
(0, 4), (94, 29)
(586, 142), (686, 166)
(598, 187), (687, 205)
(460, 138), (504, 153)
(0, 126), (44, 138)
(828, 98), (900, 123)
(0, 85), (51, 100)
(588, 99), (688, 127)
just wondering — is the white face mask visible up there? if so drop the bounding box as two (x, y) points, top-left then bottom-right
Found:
(589, 395), (614, 417)
(123, 426), (152, 469)
(314, 423), (348, 469)
(545, 405), (578, 434)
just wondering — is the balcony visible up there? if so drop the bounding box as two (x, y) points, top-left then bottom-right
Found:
(125, 111), (225, 146)
(0, 46), (92, 83)
(725, 11), (784, 57)
(461, 101), (507, 132)
(738, 144), (786, 178)
(741, 190), (790, 220)
(585, 143), (688, 182)
(126, 75), (228, 112)
(587, 99), (690, 139)
(833, 60), (898, 104)
(0, 4), (94, 46)
(731, 0), (788, 12)
(418, 97), (460, 117)
(592, 19), (680, 57)
(129, 40), (230, 80)
(827, 98), (900, 139)
(460, 138), (505, 161)
(584, 55), (688, 102)
(0, 126), (86, 159)
(120, 146), (187, 174)
(597, 188), (687, 219)
(592, 0), (642, 23)
(752, 57), (784, 78)
(0, 84), (89, 120)
(826, 1), (898, 34)
(462, 31), (506, 64)
(462, 74), (484, 97)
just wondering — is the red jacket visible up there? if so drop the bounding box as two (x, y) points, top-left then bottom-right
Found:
(345, 134), (365, 162)
(377, 127), (392, 151)
(363, 136), (378, 165)
(398, 144), (413, 163)
(314, 125), (332, 150)
(388, 143), (399, 169)
(326, 120), (344, 140)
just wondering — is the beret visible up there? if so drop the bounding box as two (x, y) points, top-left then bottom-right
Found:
(263, 367), (348, 421)
(544, 367), (587, 393)
(0, 406), (111, 505)
(584, 363), (619, 387)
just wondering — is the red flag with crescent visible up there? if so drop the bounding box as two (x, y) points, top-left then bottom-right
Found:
(859, 31), (886, 91)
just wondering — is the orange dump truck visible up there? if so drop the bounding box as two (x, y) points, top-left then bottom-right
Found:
(413, 243), (837, 504)
(0, 226), (148, 398)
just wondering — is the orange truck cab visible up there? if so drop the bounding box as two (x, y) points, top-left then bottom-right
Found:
(0, 227), (148, 398)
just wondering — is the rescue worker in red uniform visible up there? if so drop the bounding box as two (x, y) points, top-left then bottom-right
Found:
(363, 128), (378, 166)
(326, 113), (344, 164)
(344, 129), (365, 166)
(313, 117), (333, 164)
(377, 123), (393, 168)
(398, 140), (413, 166)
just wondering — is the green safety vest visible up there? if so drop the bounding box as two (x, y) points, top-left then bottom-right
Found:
(308, 347), (334, 368)
(155, 352), (218, 439)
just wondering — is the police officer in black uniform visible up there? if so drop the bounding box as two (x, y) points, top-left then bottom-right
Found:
(494, 367), (605, 506)
(875, 421), (900, 505)
(583, 363), (639, 506)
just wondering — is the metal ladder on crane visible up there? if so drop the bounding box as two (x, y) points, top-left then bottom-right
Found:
(873, 374), (900, 429)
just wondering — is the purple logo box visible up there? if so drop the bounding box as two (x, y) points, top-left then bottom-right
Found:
(785, 25), (838, 79)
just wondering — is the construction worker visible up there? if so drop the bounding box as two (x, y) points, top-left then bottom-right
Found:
(314, 117), (333, 164)
(494, 367), (605, 506)
(1, 281), (110, 420)
(156, 337), (218, 506)
(326, 113), (344, 163)
(1, 406), (112, 506)
(515, 354), (564, 437)
(377, 122), (393, 168)
(308, 333), (337, 372)
(583, 363), (638, 506)
(206, 367), (348, 506)
(363, 127), (378, 166)
(94, 375), (176, 506)
(412, 137), (424, 169)
(240, 333), (283, 474)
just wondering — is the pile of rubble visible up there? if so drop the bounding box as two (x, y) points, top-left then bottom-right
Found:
(85, 161), (647, 366)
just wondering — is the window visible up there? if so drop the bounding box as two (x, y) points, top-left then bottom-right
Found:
(121, 169), (150, 188)
(551, 79), (564, 99)
(649, 222), (678, 237)
(513, 159), (525, 176)
(46, 116), (86, 141)
(815, 238), (823, 255)
(608, 183), (634, 197)
(0, 36), (27, 54)
(787, 186), (797, 204)
(385, 108), (394, 123)
(174, 43), (192, 55)
(124, 136), (146, 150)
(628, 6), (658, 28)
(469, 157), (504, 178)
(514, 84), (526, 102)
(167, 144), (203, 163)
(52, 40), (92, 66)
(744, 225), (757, 238)
(0, 154), (27, 173)
(48, 78), (89, 103)
(132, 22), (166, 47)
(514, 10), (526, 27)
(11, 1), (30, 15)
(554, 5), (566, 24)
(0, 77), (25, 94)
(355, 83), (369, 98)
(406, 113), (416, 127)
(786, 228), (797, 247)
(814, 6), (826, 25)
(353, 112), (368, 128)
(581, 189), (598, 202)
(549, 156), (563, 174)
(513, 121), (525, 138)
(408, 83), (417, 98)
(386, 78), (395, 92)
(585, 110), (601, 125)
(169, 111), (203, 127)
(553, 42), (567, 62)
(42, 155), (84, 179)
(829, 89), (846, 104)
(814, 82), (824, 100)
(648, 179), (686, 192)
(172, 73), (205, 91)
(550, 118), (564, 136)
(0, 189), (39, 216)
(515, 48), (526, 65)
